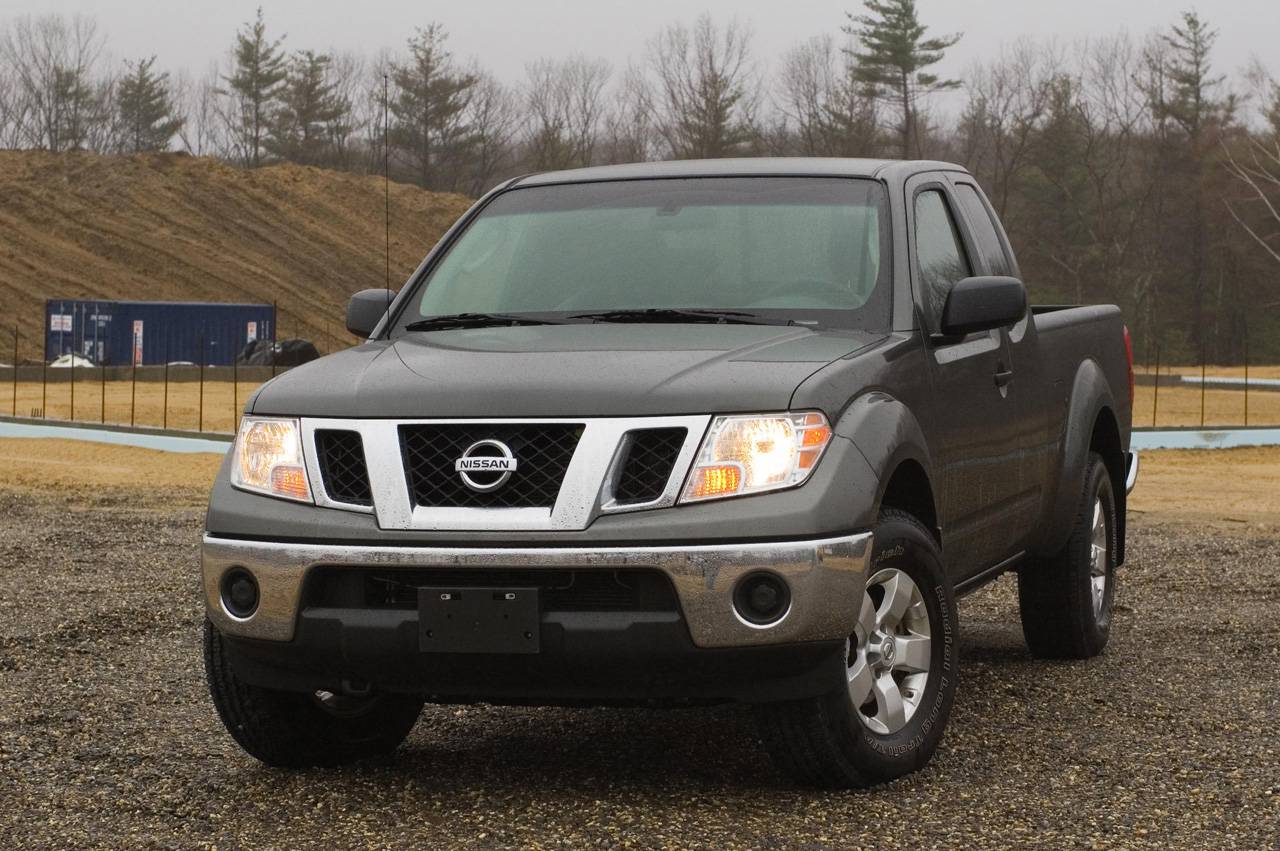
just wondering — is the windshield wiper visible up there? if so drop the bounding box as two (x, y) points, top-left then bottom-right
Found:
(403, 313), (567, 332)
(569, 308), (788, 326)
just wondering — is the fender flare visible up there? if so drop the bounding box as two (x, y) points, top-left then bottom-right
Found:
(835, 391), (937, 533)
(1030, 359), (1119, 558)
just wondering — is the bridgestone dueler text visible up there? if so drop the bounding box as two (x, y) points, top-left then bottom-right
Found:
(754, 509), (958, 788)
(203, 620), (424, 768)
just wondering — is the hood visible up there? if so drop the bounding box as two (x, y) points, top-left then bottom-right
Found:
(248, 324), (883, 419)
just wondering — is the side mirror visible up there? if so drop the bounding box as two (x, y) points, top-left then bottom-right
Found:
(346, 288), (396, 337)
(939, 276), (1027, 337)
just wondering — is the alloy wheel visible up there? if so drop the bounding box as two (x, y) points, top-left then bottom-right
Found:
(846, 568), (932, 735)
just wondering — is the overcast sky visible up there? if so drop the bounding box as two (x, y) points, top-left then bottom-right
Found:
(14, 0), (1280, 88)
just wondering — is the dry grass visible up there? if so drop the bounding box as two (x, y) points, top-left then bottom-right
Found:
(1128, 445), (1280, 533)
(0, 437), (223, 507)
(1132, 384), (1280, 427)
(0, 149), (472, 362)
(3, 379), (262, 433)
(1144, 365), (1280, 380)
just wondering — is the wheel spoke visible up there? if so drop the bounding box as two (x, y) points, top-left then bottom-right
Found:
(847, 657), (874, 707)
(872, 673), (907, 732)
(876, 571), (914, 628)
(858, 590), (878, 637)
(893, 634), (931, 673)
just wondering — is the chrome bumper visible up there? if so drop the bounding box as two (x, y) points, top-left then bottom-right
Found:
(201, 533), (872, 650)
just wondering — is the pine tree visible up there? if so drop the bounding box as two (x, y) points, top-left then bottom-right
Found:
(116, 57), (182, 153)
(269, 50), (347, 166)
(222, 7), (287, 168)
(389, 25), (476, 191)
(1147, 11), (1237, 358)
(843, 0), (961, 159)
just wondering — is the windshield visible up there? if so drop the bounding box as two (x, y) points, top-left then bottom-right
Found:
(390, 177), (891, 332)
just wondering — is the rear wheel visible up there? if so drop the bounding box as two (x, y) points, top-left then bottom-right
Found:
(755, 509), (958, 788)
(203, 620), (424, 768)
(1018, 451), (1117, 659)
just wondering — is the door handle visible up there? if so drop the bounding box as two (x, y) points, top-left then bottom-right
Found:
(995, 368), (1014, 388)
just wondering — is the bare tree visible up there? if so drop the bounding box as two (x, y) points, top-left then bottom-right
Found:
(648, 15), (760, 159)
(320, 51), (365, 170)
(0, 23), (34, 148)
(466, 69), (519, 193)
(175, 64), (229, 158)
(778, 35), (879, 157)
(600, 64), (655, 165)
(2, 13), (106, 151)
(959, 39), (1061, 216)
(1224, 69), (1280, 267)
(523, 55), (610, 170)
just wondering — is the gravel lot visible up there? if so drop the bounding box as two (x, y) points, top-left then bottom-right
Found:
(1, 483), (1277, 849)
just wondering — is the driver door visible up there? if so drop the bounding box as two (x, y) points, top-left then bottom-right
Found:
(907, 173), (1024, 579)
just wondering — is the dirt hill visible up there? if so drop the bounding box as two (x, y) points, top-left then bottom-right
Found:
(0, 150), (474, 360)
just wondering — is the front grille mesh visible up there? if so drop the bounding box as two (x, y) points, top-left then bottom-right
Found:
(614, 428), (687, 504)
(399, 424), (583, 508)
(315, 429), (373, 506)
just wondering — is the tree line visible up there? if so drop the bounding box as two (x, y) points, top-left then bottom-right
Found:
(1, 1), (1279, 364)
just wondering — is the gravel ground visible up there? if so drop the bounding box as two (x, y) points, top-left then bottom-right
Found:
(1, 489), (1277, 850)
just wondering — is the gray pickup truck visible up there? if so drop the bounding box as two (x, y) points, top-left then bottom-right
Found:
(202, 158), (1137, 788)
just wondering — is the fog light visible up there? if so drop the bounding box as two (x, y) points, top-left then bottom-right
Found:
(221, 568), (259, 618)
(733, 572), (791, 626)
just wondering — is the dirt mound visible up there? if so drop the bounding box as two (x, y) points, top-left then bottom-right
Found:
(0, 150), (473, 360)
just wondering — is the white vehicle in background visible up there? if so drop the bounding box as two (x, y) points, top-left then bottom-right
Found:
(48, 354), (96, 368)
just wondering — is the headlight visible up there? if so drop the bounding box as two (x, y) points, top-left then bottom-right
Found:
(230, 417), (313, 502)
(680, 412), (832, 503)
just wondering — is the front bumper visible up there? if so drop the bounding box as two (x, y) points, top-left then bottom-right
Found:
(201, 532), (872, 650)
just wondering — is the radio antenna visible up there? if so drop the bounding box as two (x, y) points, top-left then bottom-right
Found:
(384, 72), (391, 300)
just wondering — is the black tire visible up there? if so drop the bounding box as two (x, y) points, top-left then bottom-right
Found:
(203, 620), (424, 768)
(1018, 451), (1117, 659)
(755, 509), (959, 788)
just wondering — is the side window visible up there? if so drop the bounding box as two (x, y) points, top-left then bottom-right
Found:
(954, 183), (1014, 278)
(913, 189), (972, 332)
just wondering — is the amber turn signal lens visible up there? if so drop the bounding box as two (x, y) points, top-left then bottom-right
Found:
(689, 465), (742, 499)
(798, 448), (823, 470)
(802, 426), (831, 447)
(271, 465), (311, 500)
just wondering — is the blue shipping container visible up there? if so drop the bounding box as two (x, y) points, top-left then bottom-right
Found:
(45, 300), (276, 366)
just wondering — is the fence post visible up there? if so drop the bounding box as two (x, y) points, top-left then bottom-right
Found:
(198, 331), (205, 433)
(41, 359), (47, 419)
(1200, 342), (1206, 428)
(70, 347), (75, 422)
(1244, 335), (1250, 428)
(11, 327), (17, 417)
(131, 360), (137, 428)
(1152, 344), (1161, 428)
(232, 358), (238, 433)
(163, 334), (170, 431)
(100, 360), (105, 425)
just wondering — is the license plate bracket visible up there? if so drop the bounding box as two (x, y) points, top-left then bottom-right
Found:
(418, 587), (540, 654)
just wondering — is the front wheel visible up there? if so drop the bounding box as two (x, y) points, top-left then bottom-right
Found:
(755, 509), (958, 788)
(203, 620), (424, 768)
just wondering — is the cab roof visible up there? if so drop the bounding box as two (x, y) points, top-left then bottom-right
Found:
(513, 157), (969, 187)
